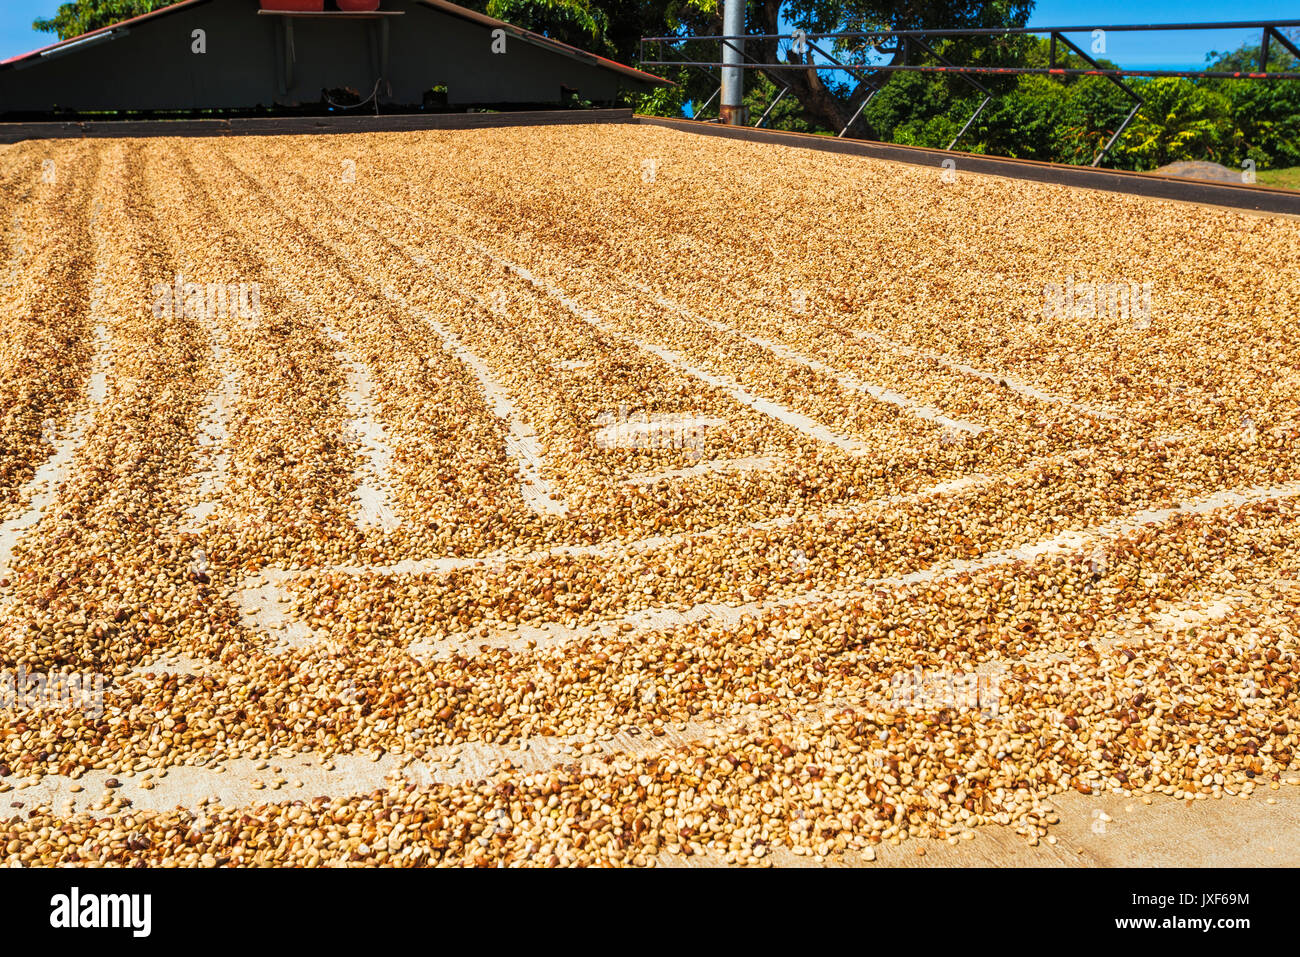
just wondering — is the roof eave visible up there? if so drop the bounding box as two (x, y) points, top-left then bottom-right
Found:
(1, 0), (211, 70)
(414, 0), (674, 87)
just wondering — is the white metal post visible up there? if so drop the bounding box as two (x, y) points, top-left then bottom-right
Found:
(720, 0), (746, 124)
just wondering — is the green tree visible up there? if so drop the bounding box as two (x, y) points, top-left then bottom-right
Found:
(34, 0), (173, 40)
(841, 35), (1131, 161)
(743, 72), (822, 132)
(476, 1), (1039, 140)
(969, 75), (1070, 160)
(1204, 29), (1300, 74)
(477, 0), (614, 54)
(629, 66), (693, 116)
(1112, 78), (1232, 170)
(744, 0), (1036, 135)
(1216, 78), (1300, 169)
(467, 0), (712, 64)
(1203, 35), (1300, 169)
(463, 0), (719, 114)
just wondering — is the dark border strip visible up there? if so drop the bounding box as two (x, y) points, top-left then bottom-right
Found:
(0, 108), (634, 144)
(635, 115), (1300, 216)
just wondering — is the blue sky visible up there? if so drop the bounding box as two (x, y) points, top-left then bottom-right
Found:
(3, 1), (62, 60)
(1029, 0), (1298, 68)
(0, 1), (1295, 64)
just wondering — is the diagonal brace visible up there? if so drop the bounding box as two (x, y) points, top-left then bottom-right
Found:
(1053, 31), (1144, 166)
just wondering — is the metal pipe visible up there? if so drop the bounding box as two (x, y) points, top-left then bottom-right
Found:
(1274, 27), (1300, 59)
(948, 94), (992, 150)
(694, 83), (721, 118)
(644, 61), (1300, 80)
(837, 85), (878, 137)
(755, 85), (789, 128)
(1094, 99), (1143, 166)
(720, 0), (746, 125)
(641, 20), (1300, 42)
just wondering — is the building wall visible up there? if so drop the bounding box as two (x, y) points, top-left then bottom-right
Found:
(0, 0), (651, 116)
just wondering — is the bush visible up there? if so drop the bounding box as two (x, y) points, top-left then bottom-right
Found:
(625, 68), (691, 117)
(1215, 78), (1300, 169)
(636, 33), (1299, 174)
(1111, 78), (1233, 169)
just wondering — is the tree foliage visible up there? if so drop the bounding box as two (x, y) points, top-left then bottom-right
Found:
(738, 31), (1300, 172)
(466, 0), (712, 64)
(745, 0), (1035, 134)
(34, 0), (173, 40)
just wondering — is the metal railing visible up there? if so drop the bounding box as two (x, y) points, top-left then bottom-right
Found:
(639, 20), (1300, 164)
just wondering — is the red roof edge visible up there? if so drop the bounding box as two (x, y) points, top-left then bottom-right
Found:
(414, 0), (673, 87)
